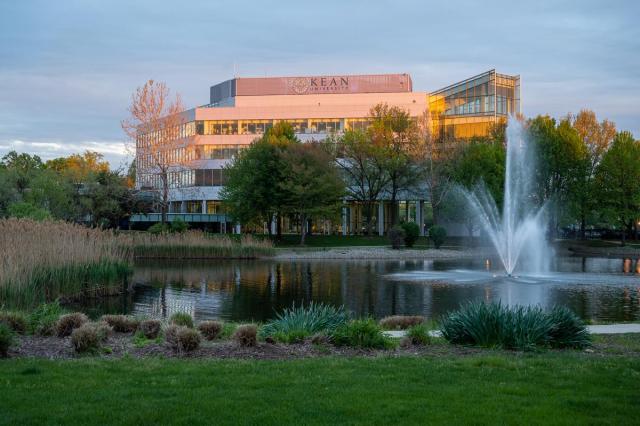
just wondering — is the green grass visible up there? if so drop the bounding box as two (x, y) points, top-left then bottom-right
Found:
(1, 352), (639, 425)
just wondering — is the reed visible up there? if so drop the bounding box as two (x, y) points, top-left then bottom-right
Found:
(130, 231), (274, 259)
(0, 219), (132, 309)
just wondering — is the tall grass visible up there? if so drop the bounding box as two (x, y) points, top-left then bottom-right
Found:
(260, 302), (348, 343)
(0, 219), (131, 309)
(130, 231), (274, 259)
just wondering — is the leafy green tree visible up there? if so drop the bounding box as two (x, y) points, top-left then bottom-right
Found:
(7, 201), (52, 221)
(81, 169), (131, 227)
(279, 143), (345, 245)
(1, 151), (44, 195)
(594, 131), (640, 245)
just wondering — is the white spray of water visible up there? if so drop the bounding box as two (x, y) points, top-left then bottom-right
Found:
(462, 120), (551, 275)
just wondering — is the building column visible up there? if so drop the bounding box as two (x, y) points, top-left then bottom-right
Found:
(201, 200), (206, 214)
(270, 215), (277, 235)
(221, 221), (227, 234)
(418, 200), (425, 236)
(235, 224), (241, 234)
(378, 202), (384, 236)
(180, 201), (186, 213)
(341, 206), (348, 236)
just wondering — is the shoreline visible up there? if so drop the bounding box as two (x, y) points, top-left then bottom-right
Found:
(273, 246), (489, 260)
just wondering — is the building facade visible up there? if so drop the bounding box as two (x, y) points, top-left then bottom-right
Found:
(133, 70), (520, 235)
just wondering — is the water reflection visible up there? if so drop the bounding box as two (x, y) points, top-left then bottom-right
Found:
(76, 256), (640, 323)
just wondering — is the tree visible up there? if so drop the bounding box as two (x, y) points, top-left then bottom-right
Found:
(594, 131), (640, 245)
(333, 129), (388, 235)
(568, 110), (617, 238)
(121, 80), (186, 224)
(279, 142), (345, 245)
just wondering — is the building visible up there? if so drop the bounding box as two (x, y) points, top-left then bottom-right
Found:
(132, 69), (520, 235)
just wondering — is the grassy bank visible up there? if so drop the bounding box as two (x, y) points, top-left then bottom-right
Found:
(131, 232), (275, 259)
(1, 351), (638, 425)
(0, 219), (131, 309)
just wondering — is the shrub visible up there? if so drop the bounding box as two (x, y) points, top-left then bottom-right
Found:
(198, 321), (223, 340)
(56, 312), (89, 337)
(101, 315), (139, 333)
(94, 322), (113, 342)
(331, 319), (390, 349)
(428, 225), (447, 249)
(546, 306), (591, 349)
(71, 323), (101, 353)
(260, 303), (348, 343)
(379, 315), (424, 330)
(165, 325), (201, 352)
(170, 218), (189, 233)
(139, 319), (162, 339)
(233, 324), (257, 347)
(170, 312), (194, 328)
(148, 222), (170, 235)
(0, 311), (28, 334)
(0, 323), (14, 357)
(388, 225), (405, 249)
(406, 324), (431, 345)
(440, 302), (591, 351)
(401, 222), (420, 248)
(29, 301), (66, 336)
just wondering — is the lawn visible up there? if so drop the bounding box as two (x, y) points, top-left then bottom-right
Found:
(1, 350), (639, 425)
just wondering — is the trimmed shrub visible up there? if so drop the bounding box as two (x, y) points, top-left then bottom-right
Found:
(0, 311), (28, 334)
(94, 322), (113, 342)
(170, 312), (194, 328)
(148, 222), (170, 235)
(71, 323), (100, 353)
(389, 225), (405, 249)
(428, 225), (447, 249)
(260, 303), (348, 343)
(165, 325), (201, 352)
(440, 302), (591, 351)
(198, 321), (223, 340)
(29, 301), (66, 336)
(139, 319), (161, 339)
(547, 306), (591, 348)
(331, 319), (390, 349)
(170, 218), (189, 233)
(101, 315), (139, 333)
(233, 324), (257, 347)
(401, 222), (420, 248)
(406, 324), (431, 345)
(379, 315), (424, 330)
(56, 312), (89, 337)
(0, 323), (14, 357)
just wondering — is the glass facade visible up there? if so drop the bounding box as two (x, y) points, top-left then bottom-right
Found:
(428, 70), (520, 141)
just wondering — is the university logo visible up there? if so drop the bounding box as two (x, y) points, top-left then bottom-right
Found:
(288, 76), (350, 94)
(289, 77), (310, 94)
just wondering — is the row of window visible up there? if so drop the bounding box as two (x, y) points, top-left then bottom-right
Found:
(194, 119), (344, 136)
(170, 200), (226, 214)
(138, 169), (227, 189)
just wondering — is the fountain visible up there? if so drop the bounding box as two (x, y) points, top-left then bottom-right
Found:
(461, 119), (550, 275)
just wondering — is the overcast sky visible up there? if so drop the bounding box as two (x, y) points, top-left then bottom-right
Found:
(1, 0), (638, 168)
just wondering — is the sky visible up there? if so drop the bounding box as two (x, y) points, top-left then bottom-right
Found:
(0, 0), (638, 169)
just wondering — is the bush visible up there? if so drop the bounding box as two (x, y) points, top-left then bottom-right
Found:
(0, 323), (14, 357)
(0, 311), (28, 334)
(389, 225), (405, 249)
(440, 302), (591, 351)
(148, 222), (170, 235)
(401, 222), (420, 248)
(260, 303), (348, 343)
(198, 321), (223, 340)
(428, 225), (447, 249)
(94, 322), (113, 342)
(406, 324), (431, 345)
(29, 301), (66, 336)
(101, 315), (139, 333)
(7, 202), (52, 221)
(165, 325), (201, 352)
(331, 319), (391, 349)
(170, 312), (194, 328)
(139, 319), (162, 339)
(379, 315), (424, 330)
(56, 312), (89, 337)
(170, 218), (189, 233)
(233, 324), (257, 347)
(71, 323), (101, 353)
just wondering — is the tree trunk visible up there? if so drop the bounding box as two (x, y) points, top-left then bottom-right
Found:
(580, 212), (586, 240)
(364, 202), (373, 236)
(161, 173), (169, 224)
(299, 213), (307, 246)
(276, 213), (282, 241)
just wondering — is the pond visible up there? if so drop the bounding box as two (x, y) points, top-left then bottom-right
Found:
(77, 256), (640, 323)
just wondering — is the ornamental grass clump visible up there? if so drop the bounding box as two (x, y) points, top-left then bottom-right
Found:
(406, 324), (432, 346)
(198, 320), (223, 340)
(440, 302), (591, 351)
(165, 325), (201, 352)
(379, 315), (424, 330)
(56, 312), (89, 337)
(0, 323), (14, 357)
(233, 324), (258, 347)
(0, 311), (28, 334)
(70, 323), (106, 353)
(101, 315), (139, 333)
(170, 312), (194, 328)
(260, 302), (348, 343)
(139, 319), (162, 339)
(331, 318), (391, 349)
(29, 301), (66, 336)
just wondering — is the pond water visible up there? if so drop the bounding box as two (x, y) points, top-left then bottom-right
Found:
(79, 256), (640, 323)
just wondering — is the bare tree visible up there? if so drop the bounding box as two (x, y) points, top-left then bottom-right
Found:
(121, 80), (188, 223)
